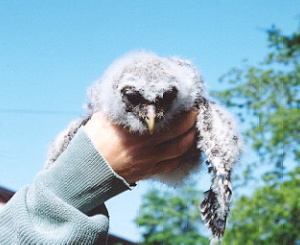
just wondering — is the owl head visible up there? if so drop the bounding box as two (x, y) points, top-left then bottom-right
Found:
(88, 51), (205, 134)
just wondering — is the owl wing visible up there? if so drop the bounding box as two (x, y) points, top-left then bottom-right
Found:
(196, 98), (243, 243)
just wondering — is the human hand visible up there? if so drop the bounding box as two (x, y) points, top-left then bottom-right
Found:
(84, 110), (197, 184)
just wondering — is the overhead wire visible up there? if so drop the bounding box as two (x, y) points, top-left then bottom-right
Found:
(0, 109), (81, 115)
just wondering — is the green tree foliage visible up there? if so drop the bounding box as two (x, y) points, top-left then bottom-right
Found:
(213, 25), (300, 176)
(134, 182), (210, 245)
(223, 167), (300, 244)
(214, 24), (300, 244)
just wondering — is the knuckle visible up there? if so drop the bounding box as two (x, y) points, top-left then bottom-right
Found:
(177, 130), (195, 155)
(156, 158), (180, 174)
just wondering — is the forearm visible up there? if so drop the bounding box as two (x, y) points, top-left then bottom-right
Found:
(0, 128), (131, 244)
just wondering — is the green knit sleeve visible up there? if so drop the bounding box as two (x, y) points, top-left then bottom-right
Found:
(0, 127), (131, 244)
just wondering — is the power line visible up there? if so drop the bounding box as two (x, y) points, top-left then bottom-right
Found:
(0, 109), (81, 115)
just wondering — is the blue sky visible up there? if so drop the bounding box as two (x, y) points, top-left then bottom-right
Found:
(0, 0), (299, 241)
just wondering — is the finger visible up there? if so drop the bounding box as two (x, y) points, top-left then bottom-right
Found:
(150, 109), (198, 145)
(153, 126), (197, 162)
(155, 156), (182, 174)
(140, 156), (182, 180)
(94, 110), (198, 147)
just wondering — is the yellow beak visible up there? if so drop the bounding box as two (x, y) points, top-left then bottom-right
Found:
(145, 105), (156, 134)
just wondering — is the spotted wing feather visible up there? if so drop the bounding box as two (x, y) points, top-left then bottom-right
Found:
(196, 98), (243, 243)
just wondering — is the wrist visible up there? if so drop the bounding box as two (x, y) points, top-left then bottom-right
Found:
(38, 128), (132, 214)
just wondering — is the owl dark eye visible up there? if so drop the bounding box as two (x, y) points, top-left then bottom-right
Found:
(122, 87), (143, 106)
(159, 87), (178, 107)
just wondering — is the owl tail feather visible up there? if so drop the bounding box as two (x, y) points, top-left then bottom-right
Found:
(200, 165), (232, 244)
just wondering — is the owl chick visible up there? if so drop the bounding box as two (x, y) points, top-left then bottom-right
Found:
(45, 51), (243, 243)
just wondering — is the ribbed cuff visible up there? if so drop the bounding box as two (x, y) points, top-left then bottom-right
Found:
(34, 127), (132, 214)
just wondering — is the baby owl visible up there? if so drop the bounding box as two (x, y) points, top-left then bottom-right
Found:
(45, 51), (243, 243)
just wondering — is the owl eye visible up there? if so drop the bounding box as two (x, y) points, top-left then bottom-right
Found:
(160, 87), (178, 107)
(122, 87), (143, 106)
